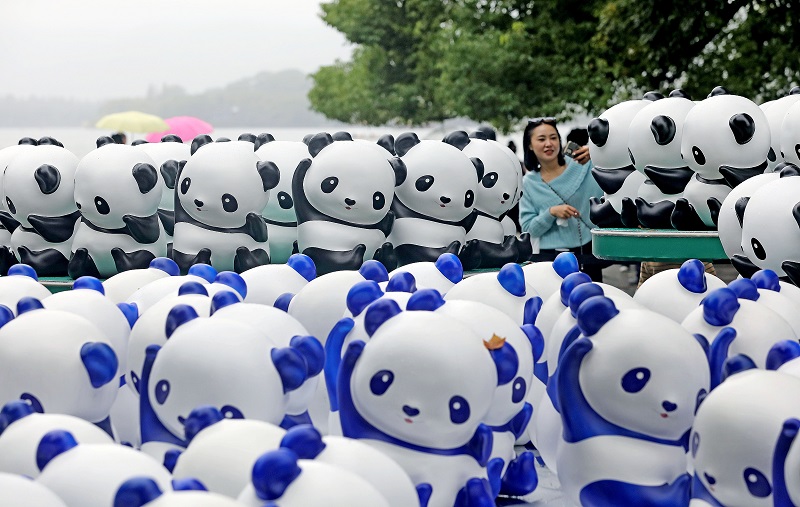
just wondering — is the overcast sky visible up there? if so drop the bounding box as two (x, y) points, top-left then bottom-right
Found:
(0, 0), (354, 101)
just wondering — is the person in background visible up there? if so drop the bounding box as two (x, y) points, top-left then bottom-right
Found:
(519, 117), (608, 281)
(111, 132), (127, 144)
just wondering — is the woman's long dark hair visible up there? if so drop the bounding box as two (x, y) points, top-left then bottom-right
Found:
(522, 119), (565, 173)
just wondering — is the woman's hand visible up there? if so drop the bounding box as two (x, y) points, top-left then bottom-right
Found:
(550, 204), (580, 219)
(573, 145), (591, 164)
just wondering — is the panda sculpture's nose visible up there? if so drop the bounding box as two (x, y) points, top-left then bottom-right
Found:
(402, 405), (420, 417)
(194, 199), (204, 207)
(440, 196), (451, 204)
(662, 400), (677, 412)
(345, 198), (356, 206)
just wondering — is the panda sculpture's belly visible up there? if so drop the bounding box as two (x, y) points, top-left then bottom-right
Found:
(173, 221), (268, 271)
(388, 217), (466, 249)
(466, 214), (504, 243)
(557, 435), (689, 506)
(361, 439), (487, 507)
(264, 223), (296, 264)
(72, 222), (167, 278)
(297, 221), (385, 260)
(11, 225), (76, 259)
(683, 177), (731, 227)
(638, 179), (681, 205)
(608, 170), (648, 212)
(0, 227), (12, 248)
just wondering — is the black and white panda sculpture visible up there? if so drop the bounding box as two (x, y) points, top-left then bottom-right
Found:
(388, 131), (483, 269)
(69, 136), (167, 278)
(292, 132), (405, 275)
(3, 137), (80, 276)
(0, 138), (43, 274)
(172, 134), (279, 274)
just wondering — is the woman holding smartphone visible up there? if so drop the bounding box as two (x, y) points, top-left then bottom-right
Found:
(519, 117), (607, 281)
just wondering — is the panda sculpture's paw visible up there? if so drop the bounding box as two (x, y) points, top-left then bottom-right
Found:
(782, 261), (800, 287)
(459, 239), (482, 271)
(17, 246), (69, 276)
(68, 248), (102, 279)
(670, 199), (713, 231)
(302, 244), (366, 276)
(589, 197), (624, 228)
(707, 197), (722, 226)
(111, 248), (157, 274)
(730, 254), (760, 279)
(453, 478), (496, 507)
(580, 473), (691, 507)
(619, 198), (641, 228)
(233, 247), (270, 273)
(445, 240), (461, 256)
(373, 242), (398, 272)
(172, 248), (212, 275)
(500, 451), (538, 497)
(635, 198), (676, 230)
(0, 246), (17, 275)
(515, 233), (533, 263)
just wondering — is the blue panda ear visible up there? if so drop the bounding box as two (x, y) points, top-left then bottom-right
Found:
(442, 130), (470, 151)
(289, 335), (325, 377)
(257, 160), (281, 192)
(0, 305), (14, 330)
(677, 259), (708, 294)
(751, 269), (781, 292)
(406, 288), (445, 312)
(286, 254), (316, 282)
(364, 299), (403, 337)
(274, 293), (294, 312)
(113, 477), (163, 507)
(386, 272), (416, 293)
(97, 136), (115, 148)
(191, 134), (213, 155)
(523, 296), (542, 326)
(178, 281), (208, 297)
(80, 342), (118, 388)
(702, 288), (741, 326)
(17, 297), (44, 315)
(149, 257), (179, 276)
(553, 252), (580, 278)
(163, 449), (182, 473)
(435, 253), (463, 284)
(346, 281), (384, 317)
(576, 296), (619, 337)
(7, 264), (38, 280)
(165, 304), (200, 338)
(73, 276), (105, 294)
(395, 132), (420, 157)
(34, 164), (61, 195)
(307, 133), (333, 157)
(729, 113), (756, 145)
(766, 340), (800, 370)
(568, 283), (605, 317)
(588, 118), (609, 147)
(210, 290), (240, 315)
(271, 347), (308, 393)
(728, 278), (760, 301)
(497, 263), (526, 297)
(521, 323), (545, 363)
(390, 157), (407, 186)
(132, 163), (158, 194)
(470, 157), (485, 182)
(117, 303), (138, 328)
(214, 271), (247, 299)
(486, 337), (519, 385)
(252, 449), (302, 501)
(187, 263), (217, 282)
(183, 405), (224, 442)
(559, 272), (592, 307)
(171, 478), (207, 492)
(359, 260), (389, 283)
(280, 424), (326, 459)
(0, 400), (35, 435)
(722, 354), (757, 381)
(36, 429), (78, 471)
(377, 134), (396, 155)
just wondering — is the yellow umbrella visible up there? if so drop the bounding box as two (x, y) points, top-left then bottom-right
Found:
(95, 111), (169, 133)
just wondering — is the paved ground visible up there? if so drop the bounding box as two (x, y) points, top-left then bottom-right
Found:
(600, 260), (739, 296)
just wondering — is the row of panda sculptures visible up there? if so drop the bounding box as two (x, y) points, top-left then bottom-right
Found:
(2, 251), (800, 507)
(0, 128), (531, 280)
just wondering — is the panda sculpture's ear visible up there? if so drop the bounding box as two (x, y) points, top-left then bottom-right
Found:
(160, 160), (180, 190)
(210, 290), (240, 314)
(587, 118), (609, 147)
(701, 288), (740, 326)
(331, 131), (353, 141)
(178, 281), (208, 297)
(165, 304), (200, 338)
(280, 425), (326, 459)
(751, 269), (781, 292)
(553, 252), (580, 279)
(215, 137), (231, 143)
(238, 133), (258, 148)
(469, 130), (489, 141)
(113, 477), (163, 507)
(406, 288), (446, 312)
(708, 86), (729, 97)
(390, 157), (407, 186)
(215, 271), (247, 298)
(36, 430), (78, 471)
(163, 450), (181, 473)
(271, 347), (307, 393)
(560, 271), (592, 306)
(734, 197), (749, 227)
(364, 298), (403, 337)
(643, 91), (665, 101)
(257, 160), (281, 192)
(96, 136), (115, 148)
(290, 335), (325, 377)
(251, 449), (303, 501)
(778, 163), (800, 177)
(650, 116), (676, 146)
(274, 292), (294, 312)
(576, 296), (619, 337)
(131, 139), (148, 146)
(8, 264), (38, 280)
(17, 297), (44, 315)
(0, 305), (13, 331)
(376, 134), (396, 155)
(568, 283), (605, 317)
(359, 259), (389, 283)
(0, 400), (35, 435)
(677, 259), (708, 294)
(435, 252), (463, 284)
(346, 281), (384, 317)
(190, 134), (213, 155)
(721, 354), (757, 381)
(386, 271), (416, 293)
(728, 278), (760, 301)
(18, 137), (38, 146)
(73, 276), (105, 294)
(187, 263), (218, 283)
(149, 257), (178, 274)
(132, 163), (158, 194)
(790, 86), (800, 96)
(161, 134), (182, 143)
(171, 478), (207, 492)
(669, 89), (692, 100)
(729, 113), (756, 145)
(183, 405), (224, 442)
(38, 137), (61, 146)
(117, 302), (138, 329)
(302, 133), (314, 145)
(80, 342), (118, 388)
(443, 130), (471, 151)
(766, 340), (800, 370)
(257, 133), (275, 149)
(395, 132), (420, 157)
(34, 164), (61, 195)
(471, 157), (485, 182)
(497, 263), (526, 297)
(308, 133), (333, 157)
(286, 254), (316, 282)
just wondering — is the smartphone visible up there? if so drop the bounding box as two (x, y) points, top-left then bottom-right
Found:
(564, 141), (581, 158)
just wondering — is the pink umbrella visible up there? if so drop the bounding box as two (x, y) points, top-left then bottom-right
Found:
(145, 116), (213, 143)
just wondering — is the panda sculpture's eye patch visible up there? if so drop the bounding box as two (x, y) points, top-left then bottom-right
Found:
(449, 395), (470, 424)
(94, 196), (110, 215)
(321, 177), (339, 194)
(180, 178), (191, 195)
(155, 379), (171, 404)
(373, 192), (386, 210)
(751, 238), (766, 260)
(795, 144), (800, 159)
(369, 370), (394, 395)
(415, 176), (435, 192)
(220, 405), (244, 419)
(621, 367), (651, 393)
(130, 371), (140, 394)
(464, 190), (475, 208)
(5, 197), (15, 215)
(692, 146), (706, 165)
(743, 468), (771, 497)
(691, 432), (700, 458)
(512, 377), (526, 403)
(482, 172), (498, 189)
(221, 193), (238, 213)
(277, 191), (293, 210)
